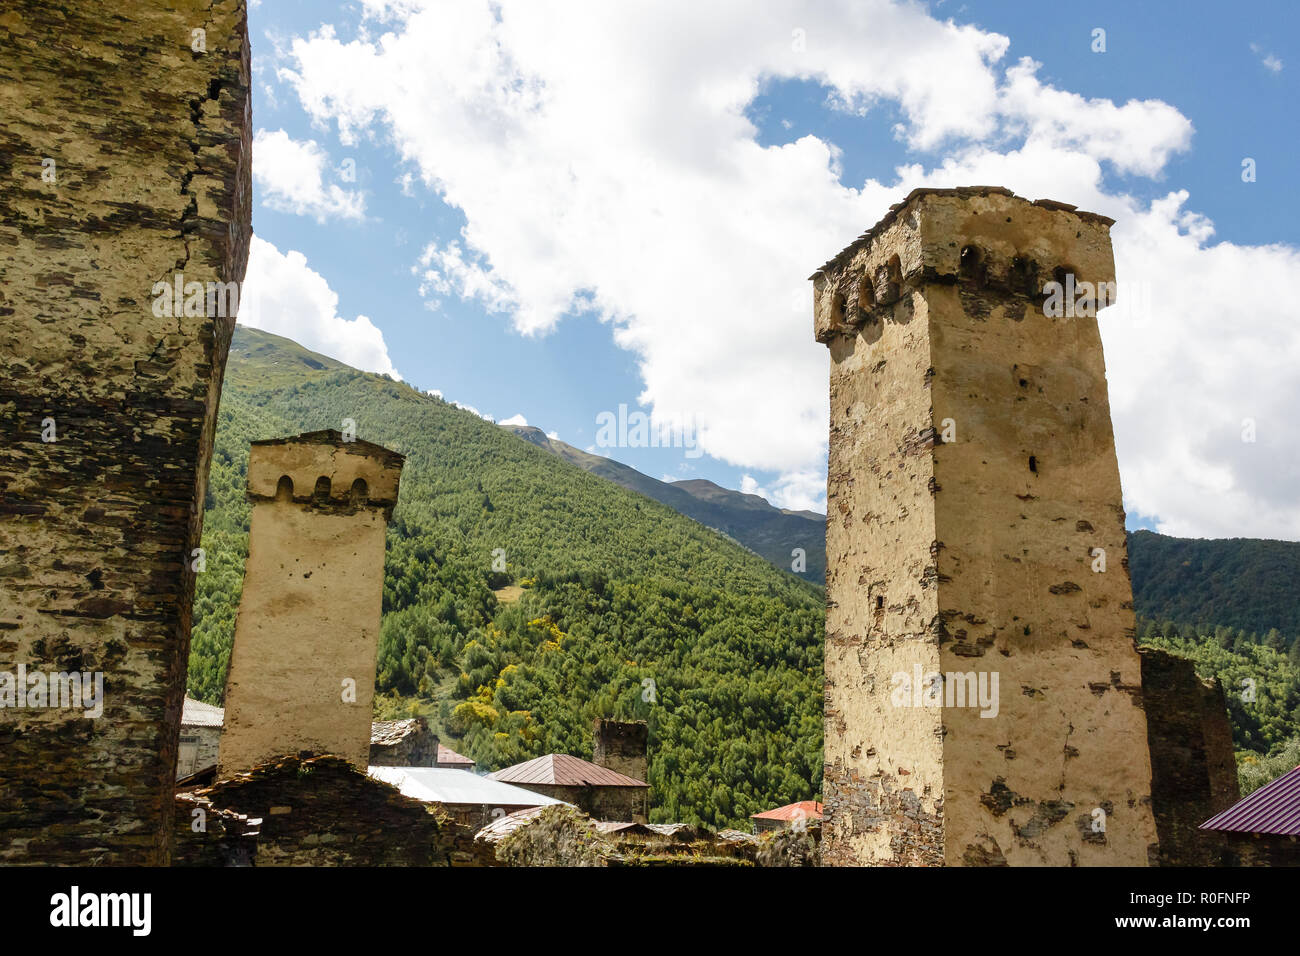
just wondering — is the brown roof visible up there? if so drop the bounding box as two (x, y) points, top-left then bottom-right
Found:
(489, 753), (647, 788)
(437, 743), (475, 767)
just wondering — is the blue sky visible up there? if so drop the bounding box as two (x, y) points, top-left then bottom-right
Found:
(240, 0), (1300, 538)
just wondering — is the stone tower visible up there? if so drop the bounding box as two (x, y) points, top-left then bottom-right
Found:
(218, 431), (403, 777)
(813, 187), (1158, 866)
(593, 718), (649, 783)
(0, 0), (250, 864)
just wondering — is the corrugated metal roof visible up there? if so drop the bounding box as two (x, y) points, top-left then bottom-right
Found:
(751, 800), (823, 821)
(437, 743), (475, 767)
(489, 753), (648, 788)
(181, 696), (224, 728)
(368, 766), (568, 809)
(1201, 765), (1300, 836)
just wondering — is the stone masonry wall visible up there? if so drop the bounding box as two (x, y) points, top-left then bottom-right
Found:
(0, 0), (251, 864)
(815, 188), (1159, 866)
(370, 717), (439, 767)
(592, 718), (649, 783)
(1139, 646), (1240, 866)
(189, 755), (494, 866)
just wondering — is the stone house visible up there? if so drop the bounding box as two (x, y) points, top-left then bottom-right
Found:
(489, 754), (649, 822)
(177, 697), (225, 780)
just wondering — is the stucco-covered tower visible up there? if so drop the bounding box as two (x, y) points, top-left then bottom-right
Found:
(813, 187), (1158, 866)
(218, 431), (403, 777)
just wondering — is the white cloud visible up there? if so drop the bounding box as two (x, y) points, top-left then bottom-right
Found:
(277, 0), (1299, 538)
(1250, 43), (1283, 74)
(240, 235), (399, 378)
(253, 128), (366, 222)
(500, 413), (529, 426)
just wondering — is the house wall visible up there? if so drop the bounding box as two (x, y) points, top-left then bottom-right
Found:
(177, 725), (223, 779)
(514, 783), (647, 823)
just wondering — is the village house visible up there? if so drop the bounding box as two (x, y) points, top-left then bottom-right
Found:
(490, 753), (649, 822)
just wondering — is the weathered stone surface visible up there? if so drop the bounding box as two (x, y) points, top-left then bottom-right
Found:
(189, 755), (494, 866)
(370, 717), (440, 768)
(592, 717), (649, 784)
(815, 188), (1158, 866)
(1139, 647), (1240, 866)
(0, 0), (251, 864)
(218, 432), (404, 777)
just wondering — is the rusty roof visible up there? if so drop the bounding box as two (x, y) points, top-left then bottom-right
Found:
(751, 800), (823, 821)
(1201, 765), (1300, 836)
(489, 753), (648, 788)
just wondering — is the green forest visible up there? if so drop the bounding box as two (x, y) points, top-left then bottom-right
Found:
(192, 327), (1300, 825)
(190, 327), (824, 829)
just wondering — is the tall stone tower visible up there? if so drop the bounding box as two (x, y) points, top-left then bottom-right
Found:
(0, 0), (250, 864)
(218, 431), (403, 777)
(593, 718), (649, 783)
(813, 187), (1158, 866)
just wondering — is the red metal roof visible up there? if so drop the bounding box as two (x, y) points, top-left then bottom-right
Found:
(437, 743), (475, 767)
(1201, 765), (1300, 836)
(489, 753), (647, 788)
(751, 800), (823, 821)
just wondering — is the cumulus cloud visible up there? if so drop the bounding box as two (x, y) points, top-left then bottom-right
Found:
(500, 413), (529, 426)
(275, 0), (1298, 537)
(253, 128), (366, 222)
(240, 236), (399, 378)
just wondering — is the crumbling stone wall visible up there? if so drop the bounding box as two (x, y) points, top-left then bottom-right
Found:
(218, 432), (403, 776)
(172, 793), (257, 867)
(814, 188), (1158, 866)
(592, 718), (648, 783)
(1139, 647), (1240, 866)
(192, 755), (494, 866)
(0, 0), (251, 864)
(370, 717), (439, 767)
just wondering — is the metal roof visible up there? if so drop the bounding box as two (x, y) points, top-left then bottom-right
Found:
(489, 753), (648, 788)
(1201, 765), (1300, 836)
(367, 766), (567, 809)
(181, 696), (224, 728)
(751, 800), (823, 821)
(437, 743), (476, 767)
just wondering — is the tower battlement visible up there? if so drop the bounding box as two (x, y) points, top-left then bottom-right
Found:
(812, 188), (1117, 344)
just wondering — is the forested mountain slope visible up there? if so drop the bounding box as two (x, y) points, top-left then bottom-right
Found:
(191, 327), (824, 828)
